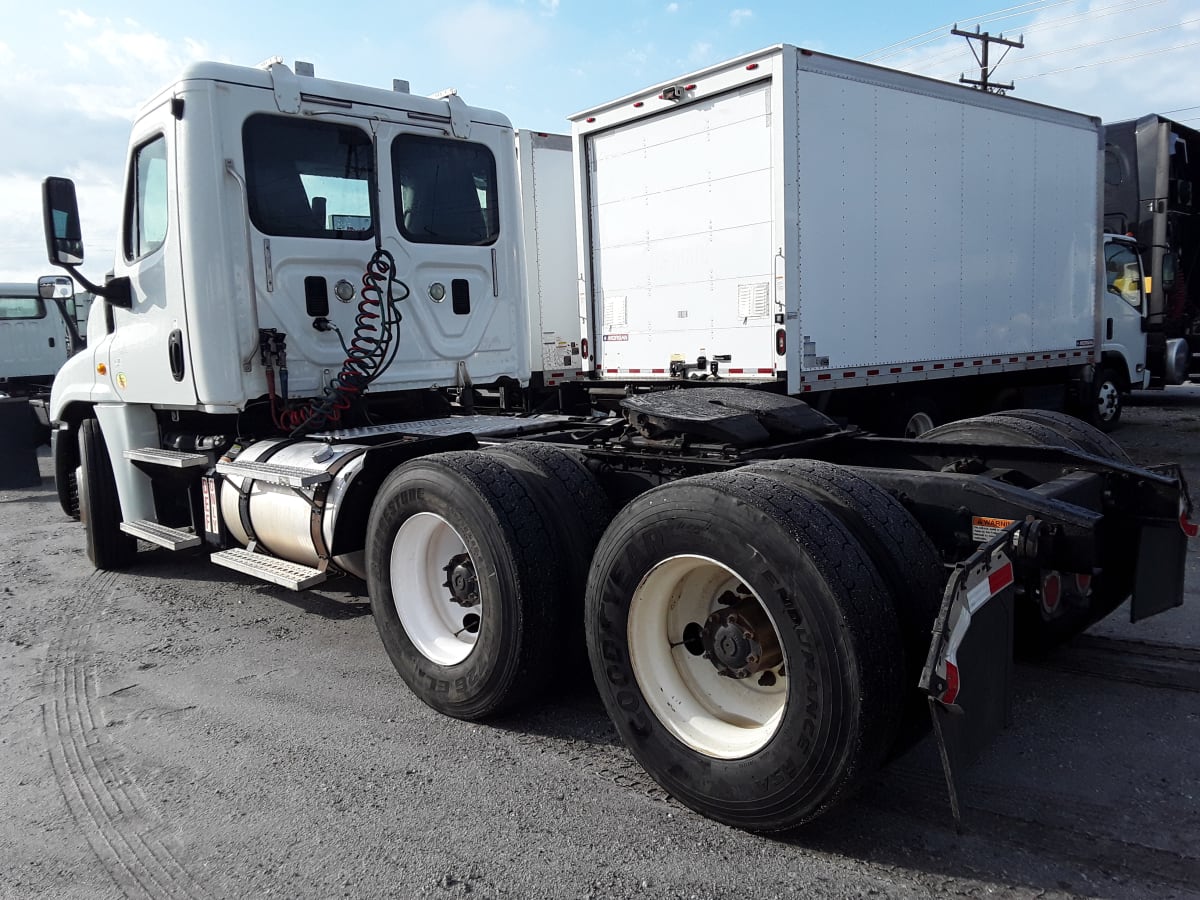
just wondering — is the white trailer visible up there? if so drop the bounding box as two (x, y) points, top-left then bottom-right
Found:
(517, 131), (583, 389)
(571, 46), (1104, 434)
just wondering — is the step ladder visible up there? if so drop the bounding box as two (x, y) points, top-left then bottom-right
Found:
(210, 547), (327, 590)
(120, 520), (201, 550)
(121, 445), (329, 591)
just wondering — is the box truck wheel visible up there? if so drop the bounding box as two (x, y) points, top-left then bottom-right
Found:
(482, 442), (614, 679)
(740, 459), (944, 758)
(52, 428), (80, 519)
(990, 408), (1129, 462)
(77, 418), (137, 570)
(585, 471), (903, 830)
(365, 451), (560, 720)
(1089, 366), (1124, 431)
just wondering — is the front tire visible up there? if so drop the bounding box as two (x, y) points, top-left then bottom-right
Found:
(1089, 366), (1124, 432)
(365, 451), (560, 720)
(77, 418), (136, 569)
(53, 428), (80, 519)
(586, 470), (903, 830)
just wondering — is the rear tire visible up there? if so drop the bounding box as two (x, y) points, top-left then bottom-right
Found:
(53, 428), (80, 519)
(365, 451), (560, 720)
(77, 418), (136, 570)
(741, 460), (944, 757)
(482, 442), (613, 678)
(586, 470), (904, 830)
(990, 408), (1129, 463)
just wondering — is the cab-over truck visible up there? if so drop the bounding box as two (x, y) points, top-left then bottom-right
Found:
(40, 47), (1192, 831)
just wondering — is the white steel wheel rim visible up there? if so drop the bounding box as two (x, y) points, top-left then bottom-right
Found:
(627, 555), (788, 759)
(390, 512), (480, 666)
(1096, 380), (1120, 421)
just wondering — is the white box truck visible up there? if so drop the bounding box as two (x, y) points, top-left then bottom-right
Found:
(36, 52), (1193, 832)
(571, 45), (1106, 434)
(0, 281), (73, 393)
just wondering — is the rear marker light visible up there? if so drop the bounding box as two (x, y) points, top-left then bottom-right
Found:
(581, 338), (590, 360)
(586, 117), (596, 123)
(633, 101), (644, 108)
(746, 63), (759, 70)
(684, 84), (696, 90)
(775, 328), (786, 356)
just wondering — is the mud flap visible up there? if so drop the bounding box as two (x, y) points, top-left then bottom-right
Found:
(921, 522), (1021, 829)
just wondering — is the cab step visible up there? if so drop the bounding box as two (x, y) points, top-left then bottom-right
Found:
(210, 548), (327, 590)
(215, 460), (331, 488)
(119, 520), (202, 550)
(125, 447), (209, 468)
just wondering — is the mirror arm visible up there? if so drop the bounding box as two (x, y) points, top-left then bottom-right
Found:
(59, 264), (133, 309)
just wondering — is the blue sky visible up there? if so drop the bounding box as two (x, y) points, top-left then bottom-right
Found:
(1, 1), (1196, 282)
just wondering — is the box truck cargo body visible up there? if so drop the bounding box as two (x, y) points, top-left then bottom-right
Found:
(571, 46), (1102, 425)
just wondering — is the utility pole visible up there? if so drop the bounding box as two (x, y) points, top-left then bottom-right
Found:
(952, 24), (1024, 94)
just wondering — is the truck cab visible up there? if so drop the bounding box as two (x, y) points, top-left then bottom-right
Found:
(48, 60), (532, 428)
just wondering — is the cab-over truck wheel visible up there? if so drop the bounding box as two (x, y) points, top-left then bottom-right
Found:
(585, 469), (904, 831)
(52, 427), (80, 519)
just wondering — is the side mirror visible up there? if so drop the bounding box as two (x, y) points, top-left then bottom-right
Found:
(1162, 251), (1178, 293)
(38, 275), (74, 301)
(42, 177), (85, 267)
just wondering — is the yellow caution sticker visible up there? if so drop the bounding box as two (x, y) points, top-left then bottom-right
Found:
(117, 372), (128, 390)
(972, 515), (1015, 542)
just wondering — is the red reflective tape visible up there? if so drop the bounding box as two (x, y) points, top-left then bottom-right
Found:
(890, 367), (902, 374)
(992, 358), (1001, 364)
(550, 372), (565, 379)
(953, 361), (965, 368)
(988, 562), (1014, 595)
(933, 363), (945, 370)
(912, 365), (924, 372)
(941, 661), (960, 705)
(728, 368), (744, 373)
(817, 373), (832, 381)
(973, 360), (983, 366)
(651, 368), (666, 374)
(842, 371), (856, 378)
(867, 369), (879, 376)
(757, 368), (774, 374)
(605, 368), (619, 374)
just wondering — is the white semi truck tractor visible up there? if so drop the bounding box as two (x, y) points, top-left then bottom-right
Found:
(40, 49), (1193, 831)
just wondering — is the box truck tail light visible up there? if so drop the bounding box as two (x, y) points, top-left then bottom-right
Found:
(775, 329), (786, 356)
(581, 338), (590, 360)
(586, 117), (596, 123)
(746, 63), (759, 71)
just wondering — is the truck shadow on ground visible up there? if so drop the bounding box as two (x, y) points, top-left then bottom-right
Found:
(132, 552), (373, 620)
(498, 680), (1195, 898)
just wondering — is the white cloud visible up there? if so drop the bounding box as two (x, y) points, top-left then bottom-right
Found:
(666, 2), (679, 12)
(729, 8), (752, 27)
(427, 2), (548, 76)
(539, 0), (560, 15)
(868, 1), (1197, 124)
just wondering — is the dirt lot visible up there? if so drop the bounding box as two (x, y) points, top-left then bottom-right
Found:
(2, 392), (1200, 900)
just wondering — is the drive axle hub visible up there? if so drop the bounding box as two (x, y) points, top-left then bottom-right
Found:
(701, 599), (783, 679)
(442, 553), (480, 607)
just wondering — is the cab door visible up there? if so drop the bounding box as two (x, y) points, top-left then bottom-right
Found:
(1102, 238), (1148, 387)
(104, 97), (197, 406)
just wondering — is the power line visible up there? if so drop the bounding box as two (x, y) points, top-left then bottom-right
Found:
(1017, 37), (1200, 79)
(857, 0), (1069, 60)
(936, 15), (1200, 78)
(902, 0), (1167, 72)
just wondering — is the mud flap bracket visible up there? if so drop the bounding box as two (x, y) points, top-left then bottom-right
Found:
(921, 522), (1022, 829)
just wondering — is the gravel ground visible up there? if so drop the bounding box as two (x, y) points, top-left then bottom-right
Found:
(2, 391), (1199, 900)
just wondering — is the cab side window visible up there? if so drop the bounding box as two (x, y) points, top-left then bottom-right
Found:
(1105, 243), (1143, 310)
(124, 135), (169, 261)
